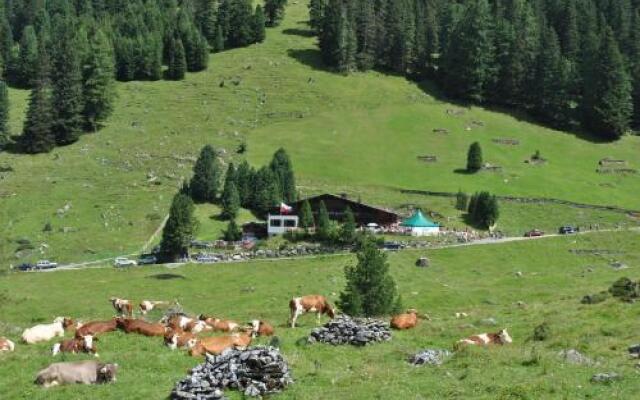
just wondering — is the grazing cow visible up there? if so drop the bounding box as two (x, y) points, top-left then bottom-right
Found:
(75, 319), (118, 338)
(22, 317), (75, 344)
(390, 309), (419, 330)
(116, 318), (167, 337)
(52, 335), (98, 357)
(289, 295), (335, 328)
(139, 300), (169, 315)
(163, 329), (198, 351)
(455, 312), (469, 319)
(110, 298), (133, 317)
(189, 332), (252, 357)
(163, 314), (195, 331)
(456, 329), (513, 349)
(198, 315), (239, 333)
(248, 320), (275, 337)
(0, 337), (15, 352)
(35, 360), (118, 388)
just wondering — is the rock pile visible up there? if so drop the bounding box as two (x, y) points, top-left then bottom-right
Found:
(558, 349), (593, 366)
(591, 372), (621, 383)
(170, 347), (293, 400)
(408, 349), (451, 366)
(308, 316), (392, 346)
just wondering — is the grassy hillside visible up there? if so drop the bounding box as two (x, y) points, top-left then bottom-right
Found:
(0, 231), (639, 399)
(1, 0), (639, 266)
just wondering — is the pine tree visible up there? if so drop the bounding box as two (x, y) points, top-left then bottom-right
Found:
(50, 18), (84, 146)
(17, 25), (39, 87)
(340, 206), (357, 244)
(190, 145), (220, 203)
(0, 11), (12, 75)
(630, 9), (640, 127)
(251, 166), (279, 217)
(167, 37), (187, 80)
(582, 27), (632, 140)
(223, 218), (242, 241)
(299, 199), (314, 231)
(226, 0), (256, 48)
(316, 200), (332, 241)
(269, 148), (296, 203)
(309, 0), (326, 32)
(338, 237), (401, 317)
(354, 0), (375, 70)
(253, 5), (266, 43)
(0, 80), (9, 149)
(455, 190), (468, 211)
(264, 0), (287, 27)
(82, 27), (116, 131)
(159, 193), (197, 262)
(235, 160), (254, 207)
(195, 0), (218, 47)
(214, 24), (225, 52)
(467, 191), (499, 229)
(466, 142), (483, 172)
(221, 179), (240, 219)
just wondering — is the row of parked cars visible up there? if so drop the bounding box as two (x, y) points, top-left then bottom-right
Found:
(524, 226), (579, 237)
(113, 253), (158, 268)
(17, 260), (58, 271)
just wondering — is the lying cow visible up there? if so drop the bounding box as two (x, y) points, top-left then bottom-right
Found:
(35, 360), (118, 388)
(189, 332), (252, 357)
(198, 315), (239, 333)
(390, 309), (419, 330)
(139, 300), (169, 315)
(0, 337), (15, 352)
(456, 329), (513, 349)
(110, 298), (133, 317)
(248, 320), (274, 337)
(75, 319), (118, 338)
(289, 295), (335, 328)
(116, 318), (167, 337)
(52, 335), (98, 357)
(22, 317), (75, 344)
(163, 329), (197, 351)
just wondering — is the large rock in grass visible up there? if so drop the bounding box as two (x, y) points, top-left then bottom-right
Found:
(308, 316), (391, 346)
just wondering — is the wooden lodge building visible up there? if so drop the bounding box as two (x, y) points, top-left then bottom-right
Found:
(267, 194), (400, 236)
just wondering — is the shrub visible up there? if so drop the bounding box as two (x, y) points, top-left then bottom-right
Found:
(533, 322), (550, 341)
(466, 142), (483, 172)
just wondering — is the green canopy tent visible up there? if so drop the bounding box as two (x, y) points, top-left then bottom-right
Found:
(401, 210), (440, 236)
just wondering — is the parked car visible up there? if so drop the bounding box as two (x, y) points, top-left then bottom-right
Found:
(524, 229), (545, 238)
(113, 257), (137, 268)
(17, 263), (34, 271)
(195, 254), (218, 264)
(137, 254), (158, 265)
(35, 260), (58, 270)
(383, 242), (403, 251)
(559, 226), (578, 234)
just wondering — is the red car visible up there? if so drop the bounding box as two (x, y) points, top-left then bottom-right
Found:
(525, 229), (545, 238)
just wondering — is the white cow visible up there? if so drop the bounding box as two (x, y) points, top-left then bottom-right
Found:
(0, 337), (15, 352)
(22, 317), (74, 344)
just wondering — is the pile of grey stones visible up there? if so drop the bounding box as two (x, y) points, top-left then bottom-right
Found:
(408, 349), (451, 366)
(307, 315), (392, 346)
(170, 346), (293, 400)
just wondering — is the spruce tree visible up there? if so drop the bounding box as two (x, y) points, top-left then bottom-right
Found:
(338, 237), (401, 317)
(340, 206), (357, 244)
(309, 0), (326, 33)
(630, 10), (640, 127)
(167, 37), (187, 80)
(455, 190), (468, 211)
(214, 24), (225, 52)
(264, 0), (287, 27)
(583, 27), (632, 140)
(299, 199), (315, 231)
(0, 11), (12, 75)
(269, 148), (296, 203)
(17, 25), (39, 87)
(82, 27), (116, 131)
(466, 142), (483, 172)
(0, 80), (9, 149)
(227, 0), (256, 48)
(195, 0), (219, 47)
(159, 193), (197, 262)
(253, 5), (266, 43)
(190, 145), (220, 203)
(235, 160), (254, 207)
(224, 219), (242, 241)
(251, 166), (279, 217)
(221, 179), (240, 220)
(316, 200), (331, 241)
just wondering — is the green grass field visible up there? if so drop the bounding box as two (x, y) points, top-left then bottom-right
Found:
(1, 231), (639, 399)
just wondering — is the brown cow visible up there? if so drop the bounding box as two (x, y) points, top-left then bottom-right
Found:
(198, 315), (240, 333)
(390, 309), (419, 330)
(188, 332), (252, 357)
(75, 319), (118, 338)
(248, 320), (275, 337)
(110, 298), (133, 317)
(0, 337), (15, 352)
(116, 318), (167, 337)
(52, 335), (98, 357)
(456, 329), (513, 349)
(163, 329), (198, 351)
(289, 295), (335, 328)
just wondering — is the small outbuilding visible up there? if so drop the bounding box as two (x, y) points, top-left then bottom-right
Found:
(401, 210), (440, 236)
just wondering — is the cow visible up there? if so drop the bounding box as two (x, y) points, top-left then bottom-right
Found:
(116, 318), (167, 337)
(35, 360), (118, 388)
(456, 329), (513, 349)
(188, 332), (252, 357)
(390, 309), (419, 330)
(163, 314), (195, 331)
(248, 320), (275, 337)
(198, 315), (239, 333)
(455, 312), (469, 319)
(75, 319), (118, 338)
(110, 298), (133, 317)
(22, 317), (75, 344)
(52, 335), (98, 357)
(139, 300), (170, 315)
(289, 295), (335, 328)
(0, 337), (15, 352)
(163, 329), (198, 351)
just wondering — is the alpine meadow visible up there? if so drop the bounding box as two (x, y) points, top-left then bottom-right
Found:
(1, 1), (640, 399)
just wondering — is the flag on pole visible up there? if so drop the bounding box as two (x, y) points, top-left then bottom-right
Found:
(280, 203), (293, 214)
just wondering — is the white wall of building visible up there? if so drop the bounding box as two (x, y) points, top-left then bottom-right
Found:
(409, 227), (440, 237)
(268, 215), (300, 236)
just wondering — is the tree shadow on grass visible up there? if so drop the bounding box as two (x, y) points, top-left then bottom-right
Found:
(453, 168), (474, 175)
(287, 49), (331, 72)
(147, 273), (186, 280)
(282, 28), (315, 38)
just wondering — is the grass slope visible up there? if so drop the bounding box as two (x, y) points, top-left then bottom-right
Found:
(0, 231), (639, 399)
(0, 0), (638, 266)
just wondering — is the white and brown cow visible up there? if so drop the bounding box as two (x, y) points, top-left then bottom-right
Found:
(198, 315), (239, 333)
(35, 360), (118, 387)
(0, 337), (15, 352)
(456, 329), (513, 349)
(22, 317), (75, 344)
(110, 298), (133, 317)
(139, 300), (169, 315)
(248, 320), (275, 337)
(163, 329), (198, 351)
(52, 335), (98, 357)
(289, 295), (335, 328)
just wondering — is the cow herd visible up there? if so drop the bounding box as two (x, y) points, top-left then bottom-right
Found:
(0, 293), (513, 390)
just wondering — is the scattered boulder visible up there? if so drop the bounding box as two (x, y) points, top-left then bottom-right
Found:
(591, 372), (621, 384)
(479, 318), (497, 327)
(416, 257), (430, 268)
(581, 291), (609, 304)
(308, 316), (391, 346)
(408, 349), (451, 366)
(609, 277), (639, 301)
(627, 344), (640, 358)
(558, 349), (592, 366)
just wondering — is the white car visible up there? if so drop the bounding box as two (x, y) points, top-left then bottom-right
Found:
(113, 257), (137, 268)
(36, 260), (58, 270)
(196, 254), (217, 264)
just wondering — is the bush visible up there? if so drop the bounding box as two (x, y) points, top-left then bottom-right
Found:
(466, 142), (483, 172)
(533, 322), (550, 341)
(581, 291), (609, 304)
(609, 277), (640, 301)
(455, 190), (469, 211)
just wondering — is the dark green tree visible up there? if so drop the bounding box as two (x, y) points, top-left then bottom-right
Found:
(340, 206), (357, 244)
(338, 237), (401, 317)
(214, 24), (225, 52)
(253, 5), (266, 43)
(264, 0), (287, 27)
(223, 218), (242, 241)
(0, 80), (9, 149)
(226, 0), (256, 48)
(159, 193), (197, 262)
(468, 191), (499, 229)
(316, 200), (332, 241)
(466, 142), (483, 173)
(167, 37), (187, 80)
(235, 160), (254, 207)
(221, 177), (240, 219)
(269, 148), (296, 203)
(455, 190), (468, 211)
(17, 25), (39, 87)
(309, 0), (326, 32)
(299, 199), (315, 231)
(190, 145), (221, 203)
(251, 166), (279, 217)
(195, 0), (218, 47)
(82, 27), (116, 131)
